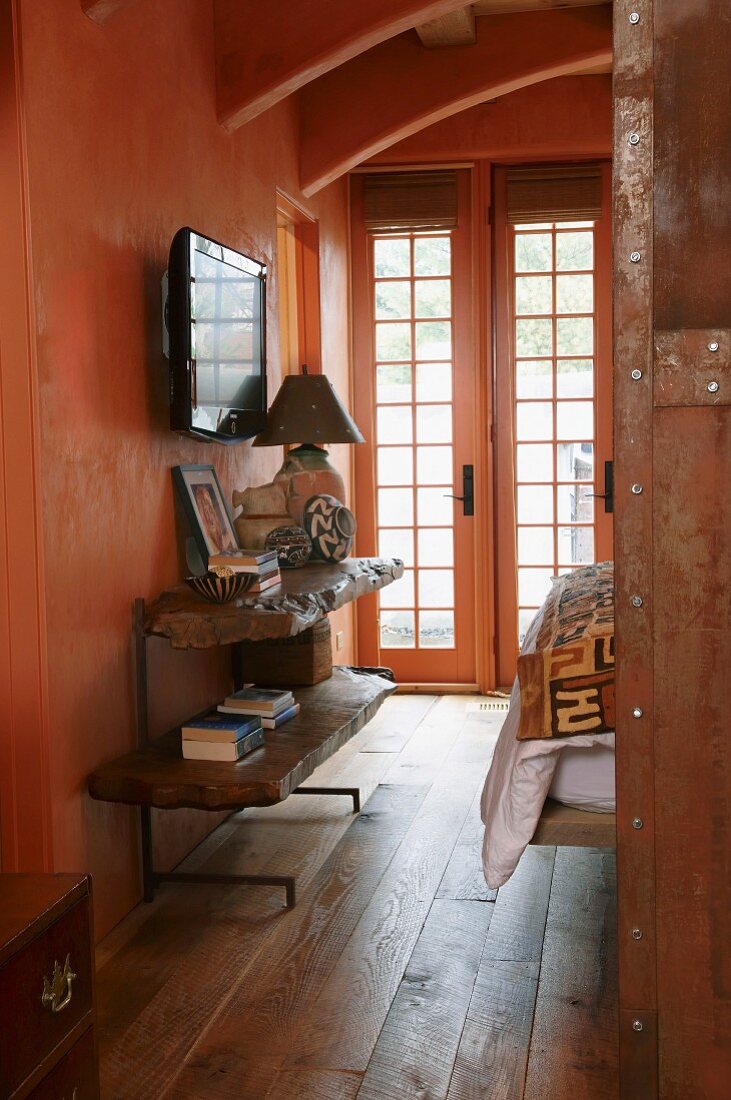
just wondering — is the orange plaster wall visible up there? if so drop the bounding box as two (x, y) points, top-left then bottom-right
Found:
(366, 75), (612, 164)
(16, 0), (353, 938)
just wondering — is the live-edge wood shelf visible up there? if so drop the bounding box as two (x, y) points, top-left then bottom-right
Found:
(87, 557), (403, 907)
(88, 668), (396, 811)
(143, 557), (404, 649)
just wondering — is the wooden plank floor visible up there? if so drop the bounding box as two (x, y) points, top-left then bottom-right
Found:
(96, 695), (618, 1099)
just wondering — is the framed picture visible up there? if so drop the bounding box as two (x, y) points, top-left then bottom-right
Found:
(172, 464), (239, 566)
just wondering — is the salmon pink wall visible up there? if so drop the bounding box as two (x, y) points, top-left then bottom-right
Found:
(15, 0), (353, 938)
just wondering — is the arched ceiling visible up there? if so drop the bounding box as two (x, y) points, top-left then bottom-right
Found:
(298, 6), (612, 195)
(82, 1), (612, 193)
(214, 1), (482, 130)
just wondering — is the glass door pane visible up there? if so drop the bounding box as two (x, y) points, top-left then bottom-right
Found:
(512, 222), (598, 646)
(373, 232), (456, 651)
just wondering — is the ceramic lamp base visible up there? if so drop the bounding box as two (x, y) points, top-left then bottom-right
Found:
(274, 444), (347, 525)
(234, 513), (291, 550)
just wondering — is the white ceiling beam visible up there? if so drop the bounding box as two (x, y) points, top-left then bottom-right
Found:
(416, 7), (477, 47)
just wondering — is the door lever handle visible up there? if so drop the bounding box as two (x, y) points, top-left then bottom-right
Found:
(587, 461), (614, 513)
(443, 466), (474, 516)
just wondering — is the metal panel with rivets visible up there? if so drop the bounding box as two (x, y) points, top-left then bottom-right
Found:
(652, 0), (731, 1093)
(615, 0), (731, 1094)
(613, 1), (657, 1093)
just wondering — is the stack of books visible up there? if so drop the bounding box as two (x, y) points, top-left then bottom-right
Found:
(208, 548), (281, 593)
(218, 686), (300, 729)
(181, 712), (264, 761)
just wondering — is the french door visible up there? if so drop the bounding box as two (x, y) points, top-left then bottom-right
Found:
(494, 164), (613, 686)
(352, 171), (478, 685)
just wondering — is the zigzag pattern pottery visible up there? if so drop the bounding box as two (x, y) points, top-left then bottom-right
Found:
(303, 494), (356, 562)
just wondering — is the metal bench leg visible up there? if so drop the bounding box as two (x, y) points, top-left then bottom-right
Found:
(292, 786), (361, 813)
(155, 871), (296, 909)
(139, 805), (296, 908)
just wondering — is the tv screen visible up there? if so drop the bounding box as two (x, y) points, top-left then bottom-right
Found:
(167, 228), (267, 443)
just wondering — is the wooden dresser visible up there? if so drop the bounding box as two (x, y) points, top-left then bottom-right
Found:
(0, 874), (98, 1099)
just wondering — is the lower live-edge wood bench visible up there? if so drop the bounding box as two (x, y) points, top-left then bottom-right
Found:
(87, 558), (403, 910)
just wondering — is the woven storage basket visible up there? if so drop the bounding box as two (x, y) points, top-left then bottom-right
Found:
(236, 617), (332, 686)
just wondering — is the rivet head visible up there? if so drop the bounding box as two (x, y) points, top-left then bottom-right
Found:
(632, 1019), (644, 1032)
(629, 12), (641, 24)
(632, 928), (643, 940)
(628, 131), (641, 146)
(631, 595), (643, 608)
(707, 380), (719, 393)
(632, 817), (643, 829)
(632, 706), (643, 718)
(631, 368), (643, 380)
(708, 341), (719, 352)
(630, 251), (642, 263)
(631, 483), (643, 495)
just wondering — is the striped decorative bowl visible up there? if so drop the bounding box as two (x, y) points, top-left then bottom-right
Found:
(185, 572), (255, 603)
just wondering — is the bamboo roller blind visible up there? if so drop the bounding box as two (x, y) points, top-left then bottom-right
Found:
(363, 171), (458, 232)
(506, 164), (602, 223)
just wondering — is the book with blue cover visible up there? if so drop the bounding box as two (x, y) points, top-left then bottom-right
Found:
(182, 725), (265, 761)
(260, 702), (300, 729)
(207, 549), (277, 572)
(220, 686), (294, 715)
(181, 712), (262, 743)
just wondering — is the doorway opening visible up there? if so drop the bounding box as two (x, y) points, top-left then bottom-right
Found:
(352, 170), (479, 687)
(275, 192), (321, 375)
(351, 163), (612, 690)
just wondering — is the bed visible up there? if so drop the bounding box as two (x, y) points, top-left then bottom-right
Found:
(481, 563), (616, 890)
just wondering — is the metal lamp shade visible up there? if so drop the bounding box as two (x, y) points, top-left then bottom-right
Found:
(252, 374), (365, 447)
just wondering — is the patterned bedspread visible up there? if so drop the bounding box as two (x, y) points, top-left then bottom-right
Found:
(516, 561), (615, 740)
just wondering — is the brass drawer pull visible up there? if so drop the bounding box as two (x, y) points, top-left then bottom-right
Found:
(41, 954), (77, 1013)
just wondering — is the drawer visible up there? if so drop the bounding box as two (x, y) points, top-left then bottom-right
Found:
(0, 898), (93, 1098)
(27, 1027), (97, 1100)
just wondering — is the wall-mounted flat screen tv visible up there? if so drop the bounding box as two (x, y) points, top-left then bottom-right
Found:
(166, 227), (267, 444)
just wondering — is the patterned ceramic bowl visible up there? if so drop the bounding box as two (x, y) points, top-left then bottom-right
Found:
(185, 572), (255, 603)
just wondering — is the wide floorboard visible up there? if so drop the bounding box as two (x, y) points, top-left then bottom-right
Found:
(96, 694), (617, 1099)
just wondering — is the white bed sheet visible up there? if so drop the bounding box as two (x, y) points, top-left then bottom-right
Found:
(549, 743), (616, 812)
(480, 607), (614, 889)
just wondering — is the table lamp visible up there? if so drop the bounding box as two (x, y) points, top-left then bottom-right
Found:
(252, 366), (365, 524)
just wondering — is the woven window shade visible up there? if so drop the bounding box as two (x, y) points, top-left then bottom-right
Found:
(363, 171), (458, 232)
(506, 165), (602, 224)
